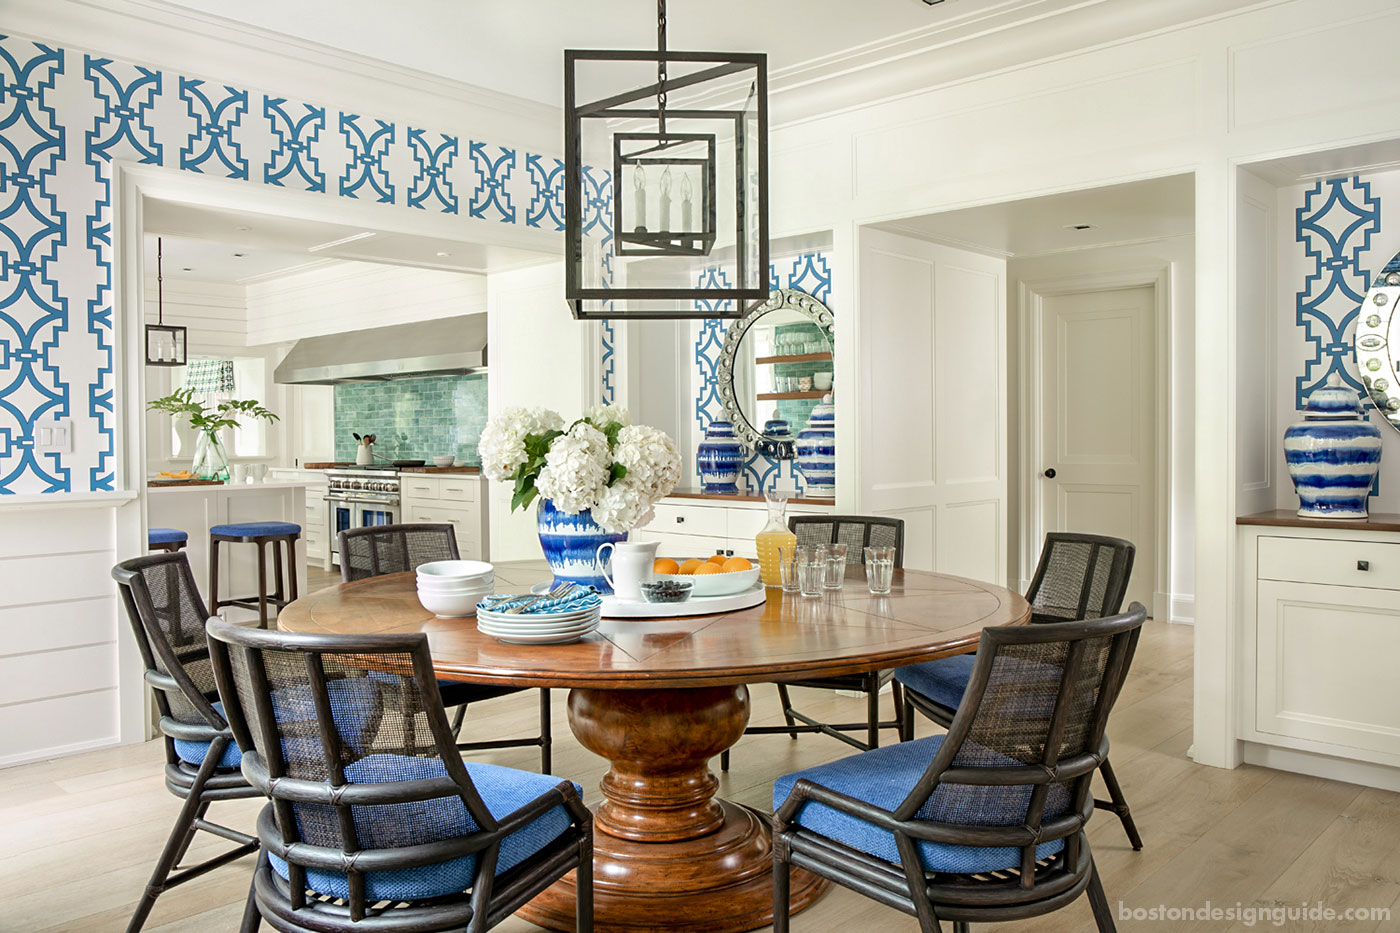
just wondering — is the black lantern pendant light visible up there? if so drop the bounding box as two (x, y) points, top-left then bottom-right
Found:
(565, 0), (769, 319)
(145, 237), (187, 366)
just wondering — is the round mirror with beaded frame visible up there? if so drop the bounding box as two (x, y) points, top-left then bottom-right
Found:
(1356, 249), (1400, 431)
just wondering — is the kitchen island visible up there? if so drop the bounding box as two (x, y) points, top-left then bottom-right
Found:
(148, 481), (311, 621)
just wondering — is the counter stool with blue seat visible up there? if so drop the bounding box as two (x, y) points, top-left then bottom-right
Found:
(147, 528), (188, 553)
(208, 521), (300, 629)
(112, 552), (262, 933)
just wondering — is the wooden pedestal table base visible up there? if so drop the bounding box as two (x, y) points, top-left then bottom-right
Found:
(517, 686), (828, 933)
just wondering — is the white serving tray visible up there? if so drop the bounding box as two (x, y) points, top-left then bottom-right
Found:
(599, 583), (768, 619)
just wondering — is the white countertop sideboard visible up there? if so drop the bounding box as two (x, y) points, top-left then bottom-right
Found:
(1237, 511), (1400, 792)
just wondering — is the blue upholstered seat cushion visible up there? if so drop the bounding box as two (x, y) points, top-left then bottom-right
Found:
(173, 701), (242, 769)
(892, 653), (976, 711)
(148, 527), (188, 546)
(210, 521), (301, 538)
(268, 755), (580, 902)
(174, 677), (383, 769)
(773, 735), (1065, 874)
(366, 671), (516, 709)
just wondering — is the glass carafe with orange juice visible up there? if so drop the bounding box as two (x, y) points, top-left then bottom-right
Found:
(756, 490), (798, 587)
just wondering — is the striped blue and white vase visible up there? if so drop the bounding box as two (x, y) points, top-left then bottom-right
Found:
(536, 499), (628, 593)
(1283, 374), (1382, 519)
(795, 397), (836, 498)
(697, 420), (744, 493)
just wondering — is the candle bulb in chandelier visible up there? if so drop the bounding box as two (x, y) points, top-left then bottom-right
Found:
(659, 166), (672, 233)
(633, 163), (647, 233)
(680, 171), (693, 233)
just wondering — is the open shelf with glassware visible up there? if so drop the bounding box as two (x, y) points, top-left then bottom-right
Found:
(757, 390), (829, 401)
(754, 352), (833, 365)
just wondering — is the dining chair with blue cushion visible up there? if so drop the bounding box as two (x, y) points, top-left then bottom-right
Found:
(113, 552), (264, 933)
(722, 514), (906, 772)
(339, 522), (554, 772)
(773, 604), (1148, 933)
(205, 619), (593, 933)
(894, 533), (1140, 849)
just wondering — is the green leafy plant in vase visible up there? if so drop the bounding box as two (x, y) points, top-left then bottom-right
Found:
(147, 388), (279, 481)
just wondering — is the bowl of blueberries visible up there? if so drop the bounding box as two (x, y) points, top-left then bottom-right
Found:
(639, 579), (694, 604)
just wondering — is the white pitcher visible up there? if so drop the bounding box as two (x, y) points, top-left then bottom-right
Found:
(597, 540), (659, 602)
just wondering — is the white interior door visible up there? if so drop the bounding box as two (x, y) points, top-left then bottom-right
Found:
(858, 228), (1007, 582)
(1039, 286), (1155, 610)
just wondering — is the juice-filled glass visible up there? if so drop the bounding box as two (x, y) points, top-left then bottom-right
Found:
(755, 490), (798, 587)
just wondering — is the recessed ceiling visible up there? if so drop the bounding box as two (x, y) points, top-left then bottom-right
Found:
(143, 198), (555, 277)
(151, 0), (985, 107)
(1242, 138), (1400, 187)
(143, 233), (323, 284)
(875, 174), (1195, 259)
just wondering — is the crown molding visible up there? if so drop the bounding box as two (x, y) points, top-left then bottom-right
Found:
(2, 0), (562, 151)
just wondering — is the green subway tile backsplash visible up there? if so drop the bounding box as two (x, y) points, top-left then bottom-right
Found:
(334, 374), (488, 464)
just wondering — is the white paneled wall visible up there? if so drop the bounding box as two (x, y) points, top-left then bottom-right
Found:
(857, 228), (1007, 583)
(1236, 169), (1278, 518)
(246, 262), (488, 345)
(0, 505), (124, 767)
(143, 277), (248, 348)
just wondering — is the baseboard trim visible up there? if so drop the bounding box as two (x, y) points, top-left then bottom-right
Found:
(1169, 592), (1194, 625)
(0, 735), (121, 771)
(1241, 742), (1400, 793)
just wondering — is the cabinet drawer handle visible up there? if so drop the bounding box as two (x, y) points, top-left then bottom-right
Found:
(1357, 560), (1370, 572)
(676, 516), (685, 524)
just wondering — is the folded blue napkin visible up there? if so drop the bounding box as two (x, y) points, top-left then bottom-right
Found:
(477, 588), (601, 615)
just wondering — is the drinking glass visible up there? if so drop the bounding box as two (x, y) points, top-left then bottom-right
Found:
(821, 543), (848, 589)
(796, 545), (824, 597)
(777, 545), (801, 593)
(865, 546), (896, 595)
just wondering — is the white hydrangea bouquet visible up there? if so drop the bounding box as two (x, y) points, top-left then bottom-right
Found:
(478, 404), (682, 533)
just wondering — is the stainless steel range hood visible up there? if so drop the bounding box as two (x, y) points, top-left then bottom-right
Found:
(274, 315), (487, 385)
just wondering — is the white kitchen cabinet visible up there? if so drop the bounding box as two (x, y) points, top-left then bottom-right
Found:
(401, 474), (490, 561)
(266, 468), (329, 561)
(1238, 516), (1400, 784)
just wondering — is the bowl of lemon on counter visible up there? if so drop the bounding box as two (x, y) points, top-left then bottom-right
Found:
(651, 554), (760, 597)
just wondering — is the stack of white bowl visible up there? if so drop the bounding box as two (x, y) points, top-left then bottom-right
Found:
(476, 593), (602, 645)
(416, 560), (494, 618)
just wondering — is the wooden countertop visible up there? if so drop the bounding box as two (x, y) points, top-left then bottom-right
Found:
(1237, 509), (1400, 533)
(301, 461), (480, 474)
(666, 488), (833, 507)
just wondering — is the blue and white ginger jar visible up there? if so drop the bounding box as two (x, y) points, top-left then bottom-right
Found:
(760, 415), (793, 459)
(795, 397), (836, 498)
(697, 420), (744, 493)
(536, 499), (628, 593)
(1283, 374), (1383, 519)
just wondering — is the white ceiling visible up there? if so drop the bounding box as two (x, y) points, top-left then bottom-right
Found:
(143, 198), (554, 280)
(158, 0), (967, 107)
(876, 174), (1195, 259)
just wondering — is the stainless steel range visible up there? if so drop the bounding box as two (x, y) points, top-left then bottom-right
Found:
(325, 467), (402, 567)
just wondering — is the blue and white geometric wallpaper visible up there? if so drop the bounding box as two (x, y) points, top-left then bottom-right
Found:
(0, 31), (565, 494)
(692, 251), (832, 494)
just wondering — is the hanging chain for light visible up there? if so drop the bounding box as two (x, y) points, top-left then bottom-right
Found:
(156, 236), (164, 325)
(656, 0), (668, 139)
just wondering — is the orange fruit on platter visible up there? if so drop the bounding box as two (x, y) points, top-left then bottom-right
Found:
(706, 553), (729, 565)
(678, 558), (705, 575)
(654, 557), (681, 575)
(721, 556), (753, 573)
(692, 563), (724, 575)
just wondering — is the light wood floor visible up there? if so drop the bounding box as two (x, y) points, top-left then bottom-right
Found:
(3, 612), (1397, 932)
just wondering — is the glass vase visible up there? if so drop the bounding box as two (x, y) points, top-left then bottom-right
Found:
(191, 429), (231, 481)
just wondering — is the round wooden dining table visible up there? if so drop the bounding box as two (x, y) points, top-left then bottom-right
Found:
(278, 562), (1029, 933)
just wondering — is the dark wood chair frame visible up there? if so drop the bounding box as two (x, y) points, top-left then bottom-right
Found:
(113, 553), (261, 933)
(722, 514), (907, 772)
(338, 523), (554, 772)
(205, 620), (594, 933)
(902, 532), (1143, 850)
(774, 604), (1148, 933)
(210, 527), (301, 629)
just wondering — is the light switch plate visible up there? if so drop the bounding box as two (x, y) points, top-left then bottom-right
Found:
(34, 417), (72, 452)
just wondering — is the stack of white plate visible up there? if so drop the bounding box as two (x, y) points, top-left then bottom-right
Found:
(416, 560), (494, 618)
(475, 596), (602, 645)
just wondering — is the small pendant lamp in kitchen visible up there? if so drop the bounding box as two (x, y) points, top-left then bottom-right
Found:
(564, 0), (769, 319)
(145, 237), (187, 366)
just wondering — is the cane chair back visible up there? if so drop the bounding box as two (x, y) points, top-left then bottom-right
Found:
(789, 515), (905, 567)
(339, 522), (460, 583)
(1025, 533), (1135, 624)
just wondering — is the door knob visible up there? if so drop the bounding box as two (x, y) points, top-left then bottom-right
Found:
(1043, 468), (1057, 479)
